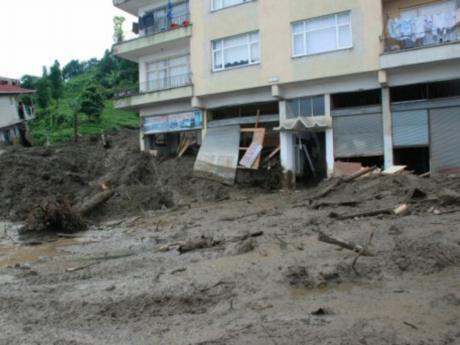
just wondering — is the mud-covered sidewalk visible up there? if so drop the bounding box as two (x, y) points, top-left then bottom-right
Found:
(1, 169), (460, 344)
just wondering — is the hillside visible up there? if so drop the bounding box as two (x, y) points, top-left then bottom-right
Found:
(21, 51), (139, 145)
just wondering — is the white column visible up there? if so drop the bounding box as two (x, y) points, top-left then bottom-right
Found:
(382, 87), (394, 169)
(139, 116), (146, 152)
(324, 94), (334, 177)
(325, 128), (334, 177)
(279, 100), (296, 188)
(280, 131), (296, 172)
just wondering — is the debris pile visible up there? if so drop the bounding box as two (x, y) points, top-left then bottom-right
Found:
(0, 129), (230, 230)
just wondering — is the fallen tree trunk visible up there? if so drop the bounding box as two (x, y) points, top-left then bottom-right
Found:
(318, 232), (375, 257)
(310, 166), (378, 201)
(76, 190), (115, 216)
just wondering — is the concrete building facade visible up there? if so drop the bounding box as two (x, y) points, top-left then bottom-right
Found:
(113, 0), (460, 181)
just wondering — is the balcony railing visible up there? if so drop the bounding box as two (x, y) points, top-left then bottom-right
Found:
(114, 73), (192, 99)
(114, 12), (191, 44)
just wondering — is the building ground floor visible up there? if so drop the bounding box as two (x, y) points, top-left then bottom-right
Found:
(0, 122), (27, 146)
(131, 59), (460, 186)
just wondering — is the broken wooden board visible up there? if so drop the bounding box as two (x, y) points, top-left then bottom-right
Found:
(383, 165), (407, 175)
(240, 143), (263, 169)
(239, 128), (266, 170)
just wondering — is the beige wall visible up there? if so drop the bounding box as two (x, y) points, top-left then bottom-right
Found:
(190, 0), (384, 97)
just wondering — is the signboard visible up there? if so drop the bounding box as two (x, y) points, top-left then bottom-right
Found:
(143, 111), (203, 135)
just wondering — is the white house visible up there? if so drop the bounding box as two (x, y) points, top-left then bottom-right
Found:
(0, 77), (35, 145)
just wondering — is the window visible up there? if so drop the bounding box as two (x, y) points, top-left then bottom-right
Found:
(146, 55), (190, 92)
(287, 95), (325, 119)
(211, 0), (253, 11)
(292, 12), (352, 57)
(212, 32), (260, 71)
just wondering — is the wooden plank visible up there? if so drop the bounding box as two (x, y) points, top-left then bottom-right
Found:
(383, 165), (407, 175)
(240, 143), (263, 168)
(251, 128), (265, 169)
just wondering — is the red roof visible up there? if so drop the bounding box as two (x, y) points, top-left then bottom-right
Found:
(0, 85), (35, 94)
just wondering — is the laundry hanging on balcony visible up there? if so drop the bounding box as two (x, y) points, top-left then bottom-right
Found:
(386, 3), (458, 44)
(139, 13), (154, 31)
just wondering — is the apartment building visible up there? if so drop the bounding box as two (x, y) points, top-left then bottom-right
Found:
(113, 0), (460, 184)
(0, 77), (35, 145)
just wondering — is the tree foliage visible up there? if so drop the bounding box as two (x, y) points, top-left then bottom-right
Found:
(35, 67), (51, 110)
(62, 60), (84, 80)
(80, 84), (105, 122)
(49, 60), (64, 101)
(113, 16), (126, 43)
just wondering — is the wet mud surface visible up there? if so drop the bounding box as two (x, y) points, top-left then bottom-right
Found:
(1, 173), (460, 344)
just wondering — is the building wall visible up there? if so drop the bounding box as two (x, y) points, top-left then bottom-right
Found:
(0, 96), (21, 129)
(190, 0), (383, 97)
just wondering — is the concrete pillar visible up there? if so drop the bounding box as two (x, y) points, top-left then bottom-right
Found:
(382, 87), (394, 169)
(202, 109), (208, 141)
(324, 94), (335, 177)
(279, 100), (296, 188)
(139, 131), (146, 152)
(325, 128), (334, 177)
(280, 131), (296, 189)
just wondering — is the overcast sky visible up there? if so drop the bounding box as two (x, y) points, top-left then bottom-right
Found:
(0, 0), (135, 79)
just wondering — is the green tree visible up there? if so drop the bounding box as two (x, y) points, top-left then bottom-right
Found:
(80, 84), (105, 122)
(49, 60), (64, 102)
(113, 16), (126, 43)
(35, 67), (51, 110)
(62, 60), (84, 80)
(20, 75), (39, 89)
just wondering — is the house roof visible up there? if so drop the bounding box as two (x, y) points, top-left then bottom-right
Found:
(0, 85), (35, 94)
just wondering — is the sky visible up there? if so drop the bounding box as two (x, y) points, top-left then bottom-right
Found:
(0, 0), (135, 79)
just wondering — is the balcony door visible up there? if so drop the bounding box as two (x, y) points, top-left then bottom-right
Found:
(146, 55), (190, 92)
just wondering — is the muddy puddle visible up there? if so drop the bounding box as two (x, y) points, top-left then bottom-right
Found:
(0, 238), (85, 268)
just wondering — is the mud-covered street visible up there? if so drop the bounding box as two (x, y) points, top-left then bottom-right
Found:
(1, 131), (460, 345)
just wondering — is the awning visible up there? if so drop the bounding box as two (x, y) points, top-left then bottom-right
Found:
(275, 116), (332, 132)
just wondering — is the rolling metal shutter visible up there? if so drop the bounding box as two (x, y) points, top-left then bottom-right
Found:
(430, 107), (460, 172)
(392, 110), (429, 147)
(333, 113), (384, 158)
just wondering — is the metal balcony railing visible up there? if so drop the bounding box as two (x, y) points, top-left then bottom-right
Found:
(114, 12), (191, 44)
(113, 73), (192, 99)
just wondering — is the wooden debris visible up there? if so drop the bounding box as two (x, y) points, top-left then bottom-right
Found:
(77, 190), (115, 216)
(66, 262), (99, 273)
(311, 178), (342, 200)
(343, 166), (378, 182)
(178, 236), (221, 254)
(318, 231), (375, 257)
(311, 200), (361, 210)
(329, 208), (393, 220)
(394, 204), (411, 216)
(383, 165), (407, 175)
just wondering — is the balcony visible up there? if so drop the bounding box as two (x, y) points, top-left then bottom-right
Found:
(381, 0), (460, 69)
(113, 73), (193, 110)
(113, 2), (191, 61)
(113, 17), (191, 61)
(113, 0), (162, 16)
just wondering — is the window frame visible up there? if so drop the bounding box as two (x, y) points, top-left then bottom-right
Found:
(145, 54), (191, 91)
(212, 31), (260, 72)
(291, 11), (353, 58)
(286, 95), (326, 119)
(211, 0), (254, 12)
